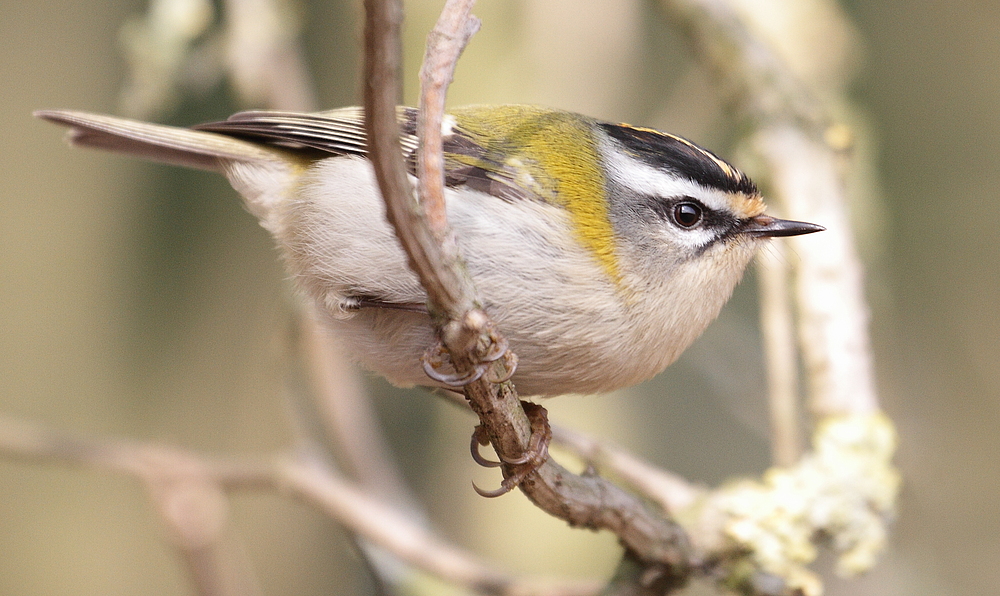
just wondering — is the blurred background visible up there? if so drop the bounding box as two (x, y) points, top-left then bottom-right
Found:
(0, 0), (997, 594)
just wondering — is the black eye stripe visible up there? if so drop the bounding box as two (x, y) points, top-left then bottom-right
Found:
(647, 196), (740, 232)
(647, 196), (693, 221)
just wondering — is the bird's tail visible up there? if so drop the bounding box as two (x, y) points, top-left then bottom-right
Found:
(34, 110), (288, 172)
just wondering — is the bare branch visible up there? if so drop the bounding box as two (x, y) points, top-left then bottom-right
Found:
(0, 415), (267, 596)
(550, 425), (703, 515)
(278, 453), (512, 594)
(416, 7), (538, 495)
(280, 454), (606, 596)
(362, 0), (532, 509)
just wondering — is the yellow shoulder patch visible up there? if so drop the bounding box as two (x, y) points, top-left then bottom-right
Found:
(450, 106), (620, 284)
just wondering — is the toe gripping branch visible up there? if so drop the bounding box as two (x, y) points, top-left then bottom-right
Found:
(421, 337), (517, 387)
(419, 331), (544, 497)
(471, 402), (551, 498)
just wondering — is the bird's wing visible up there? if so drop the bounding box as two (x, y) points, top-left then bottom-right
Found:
(195, 107), (539, 202)
(36, 107), (549, 201)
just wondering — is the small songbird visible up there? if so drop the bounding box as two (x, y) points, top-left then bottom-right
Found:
(36, 105), (823, 397)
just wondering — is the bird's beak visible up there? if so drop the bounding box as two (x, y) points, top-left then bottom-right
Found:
(742, 215), (826, 238)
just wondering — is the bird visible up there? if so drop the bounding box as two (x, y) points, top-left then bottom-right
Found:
(36, 105), (823, 397)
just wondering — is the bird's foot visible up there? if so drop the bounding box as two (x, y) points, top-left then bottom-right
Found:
(421, 338), (517, 387)
(471, 402), (551, 498)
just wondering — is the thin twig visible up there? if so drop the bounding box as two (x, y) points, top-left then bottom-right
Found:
(299, 304), (421, 514)
(417, 1), (480, 236)
(757, 252), (803, 466)
(549, 425), (703, 515)
(278, 453), (512, 594)
(281, 454), (603, 596)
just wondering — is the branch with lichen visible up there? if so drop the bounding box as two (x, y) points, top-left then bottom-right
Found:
(646, 0), (900, 593)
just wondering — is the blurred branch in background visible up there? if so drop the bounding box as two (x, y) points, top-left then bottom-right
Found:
(657, 0), (899, 592)
(297, 303), (421, 517)
(222, 0), (317, 111)
(0, 415), (270, 596)
(757, 245), (803, 467)
(662, 0), (878, 417)
(119, 0), (316, 118)
(0, 414), (601, 596)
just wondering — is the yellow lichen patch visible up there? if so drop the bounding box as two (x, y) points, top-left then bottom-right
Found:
(682, 412), (899, 596)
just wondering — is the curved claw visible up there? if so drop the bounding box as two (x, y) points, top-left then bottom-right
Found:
(469, 401), (552, 498)
(421, 343), (487, 387)
(484, 350), (518, 384)
(472, 479), (516, 498)
(470, 427), (501, 468)
(498, 446), (533, 466)
(481, 335), (509, 363)
(498, 429), (549, 465)
(472, 460), (536, 498)
(423, 360), (486, 387)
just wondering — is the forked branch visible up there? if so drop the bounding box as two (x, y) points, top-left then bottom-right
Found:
(362, 0), (692, 579)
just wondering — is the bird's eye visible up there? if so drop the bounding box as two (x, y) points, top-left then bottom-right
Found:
(671, 202), (703, 228)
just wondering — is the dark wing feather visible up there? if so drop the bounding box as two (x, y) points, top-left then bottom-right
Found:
(351, 298), (428, 314)
(194, 107), (531, 201)
(438, 124), (531, 202)
(193, 107), (421, 158)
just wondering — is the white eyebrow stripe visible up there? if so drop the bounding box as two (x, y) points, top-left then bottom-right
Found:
(602, 148), (736, 213)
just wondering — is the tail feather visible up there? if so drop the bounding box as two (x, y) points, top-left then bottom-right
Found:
(35, 110), (287, 172)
